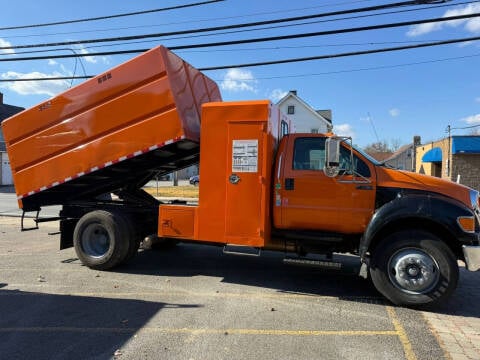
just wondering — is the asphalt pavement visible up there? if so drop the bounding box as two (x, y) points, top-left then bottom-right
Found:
(0, 217), (453, 360)
(1, 183), (479, 359)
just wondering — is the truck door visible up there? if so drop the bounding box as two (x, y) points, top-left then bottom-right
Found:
(224, 121), (266, 247)
(279, 136), (376, 234)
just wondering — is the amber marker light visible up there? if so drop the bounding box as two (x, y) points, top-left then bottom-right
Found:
(457, 216), (476, 233)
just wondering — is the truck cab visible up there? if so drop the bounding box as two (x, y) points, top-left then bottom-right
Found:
(273, 134), (376, 235)
(272, 133), (480, 306)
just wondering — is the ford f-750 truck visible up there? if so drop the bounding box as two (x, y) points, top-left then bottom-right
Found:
(2, 46), (479, 307)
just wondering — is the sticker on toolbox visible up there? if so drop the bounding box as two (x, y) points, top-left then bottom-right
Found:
(232, 139), (258, 173)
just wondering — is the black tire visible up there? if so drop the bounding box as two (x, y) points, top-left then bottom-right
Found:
(370, 230), (458, 307)
(122, 214), (140, 263)
(73, 210), (131, 270)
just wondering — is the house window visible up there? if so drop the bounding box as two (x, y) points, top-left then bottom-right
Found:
(287, 105), (295, 114)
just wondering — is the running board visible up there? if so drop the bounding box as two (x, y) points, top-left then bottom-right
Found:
(283, 257), (342, 269)
(223, 245), (261, 257)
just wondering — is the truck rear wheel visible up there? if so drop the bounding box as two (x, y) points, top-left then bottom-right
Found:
(370, 230), (458, 307)
(73, 210), (131, 270)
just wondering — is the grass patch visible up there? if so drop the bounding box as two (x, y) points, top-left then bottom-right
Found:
(143, 185), (199, 198)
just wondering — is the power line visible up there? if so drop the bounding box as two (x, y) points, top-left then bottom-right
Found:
(0, 1), (382, 39)
(0, 35), (478, 79)
(0, 76), (92, 82)
(197, 35), (480, 70)
(0, 0), (455, 51)
(57, 0), (480, 52)
(248, 53), (480, 79)
(0, 12), (478, 60)
(0, 0), (225, 31)
(2, 50), (479, 83)
(0, 38), (450, 58)
(171, 12), (480, 51)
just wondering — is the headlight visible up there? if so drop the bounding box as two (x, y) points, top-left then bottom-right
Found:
(469, 189), (479, 210)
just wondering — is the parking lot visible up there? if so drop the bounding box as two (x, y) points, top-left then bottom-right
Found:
(0, 216), (478, 359)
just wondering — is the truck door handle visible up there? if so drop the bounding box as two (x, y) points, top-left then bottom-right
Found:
(356, 185), (373, 190)
(285, 178), (294, 190)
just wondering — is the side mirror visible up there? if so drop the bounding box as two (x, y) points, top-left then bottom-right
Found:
(324, 137), (340, 177)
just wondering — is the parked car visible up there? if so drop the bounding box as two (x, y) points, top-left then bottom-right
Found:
(189, 175), (199, 185)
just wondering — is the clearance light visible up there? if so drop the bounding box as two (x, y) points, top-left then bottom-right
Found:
(457, 216), (475, 233)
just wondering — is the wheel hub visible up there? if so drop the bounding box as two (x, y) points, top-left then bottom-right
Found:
(81, 224), (110, 258)
(388, 249), (440, 294)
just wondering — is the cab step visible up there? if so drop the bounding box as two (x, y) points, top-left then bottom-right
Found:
(223, 245), (261, 257)
(283, 256), (342, 269)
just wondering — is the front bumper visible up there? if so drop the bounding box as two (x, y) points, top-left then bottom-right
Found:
(463, 245), (480, 271)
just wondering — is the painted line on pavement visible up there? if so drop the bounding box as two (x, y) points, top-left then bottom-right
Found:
(0, 326), (398, 336)
(386, 306), (417, 360)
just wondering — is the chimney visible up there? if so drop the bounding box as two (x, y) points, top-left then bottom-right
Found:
(289, 90), (297, 96)
(413, 135), (421, 146)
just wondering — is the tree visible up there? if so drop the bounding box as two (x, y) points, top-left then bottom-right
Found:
(364, 141), (391, 154)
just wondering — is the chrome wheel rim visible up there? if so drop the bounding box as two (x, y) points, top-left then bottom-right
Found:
(81, 224), (110, 258)
(388, 248), (440, 294)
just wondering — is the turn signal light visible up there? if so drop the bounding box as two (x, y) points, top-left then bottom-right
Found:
(457, 216), (475, 233)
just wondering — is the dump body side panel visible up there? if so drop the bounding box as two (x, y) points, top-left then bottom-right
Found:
(2, 46), (221, 210)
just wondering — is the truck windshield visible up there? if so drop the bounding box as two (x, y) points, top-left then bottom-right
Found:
(343, 141), (383, 166)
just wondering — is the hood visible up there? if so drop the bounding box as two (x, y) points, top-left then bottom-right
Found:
(376, 167), (474, 209)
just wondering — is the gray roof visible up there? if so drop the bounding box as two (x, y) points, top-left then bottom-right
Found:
(0, 103), (24, 121)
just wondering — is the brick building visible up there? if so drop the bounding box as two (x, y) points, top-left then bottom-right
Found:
(415, 135), (480, 191)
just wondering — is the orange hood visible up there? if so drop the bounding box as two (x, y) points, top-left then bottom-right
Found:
(376, 167), (474, 209)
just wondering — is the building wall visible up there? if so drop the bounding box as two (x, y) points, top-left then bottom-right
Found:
(415, 139), (450, 179)
(414, 138), (480, 191)
(277, 97), (329, 134)
(1, 151), (13, 185)
(384, 146), (414, 171)
(451, 154), (480, 191)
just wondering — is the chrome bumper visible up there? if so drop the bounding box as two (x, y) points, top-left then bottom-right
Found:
(463, 245), (480, 271)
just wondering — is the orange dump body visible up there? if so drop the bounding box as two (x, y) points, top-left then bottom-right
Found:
(2, 46), (221, 210)
(158, 100), (291, 247)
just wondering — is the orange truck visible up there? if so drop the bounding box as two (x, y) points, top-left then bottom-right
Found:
(2, 46), (480, 307)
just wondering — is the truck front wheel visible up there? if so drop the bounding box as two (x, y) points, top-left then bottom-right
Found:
(73, 210), (131, 270)
(370, 230), (458, 307)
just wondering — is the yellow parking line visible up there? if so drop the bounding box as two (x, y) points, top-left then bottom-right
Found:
(0, 326), (398, 336)
(386, 306), (417, 360)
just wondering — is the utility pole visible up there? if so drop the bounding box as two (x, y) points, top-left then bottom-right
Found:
(446, 125), (451, 178)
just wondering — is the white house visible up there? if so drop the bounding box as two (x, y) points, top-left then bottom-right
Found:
(276, 90), (332, 134)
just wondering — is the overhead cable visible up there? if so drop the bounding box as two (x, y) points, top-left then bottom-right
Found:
(0, 0), (225, 31)
(3, 52), (480, 83)
(0, 0), (401, 39)
(0, 11), (478, 59)
(0, 76), (93, 82)
(0, 0), (456, 51)
(198, 35), (480, 70)
(68, 1), (480, 51)
(0, 35), (478, 71)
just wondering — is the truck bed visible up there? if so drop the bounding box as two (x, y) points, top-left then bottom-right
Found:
(2, 46), (221, 211)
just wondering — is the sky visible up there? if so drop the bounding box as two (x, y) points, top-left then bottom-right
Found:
(0, 0), (479, 148)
